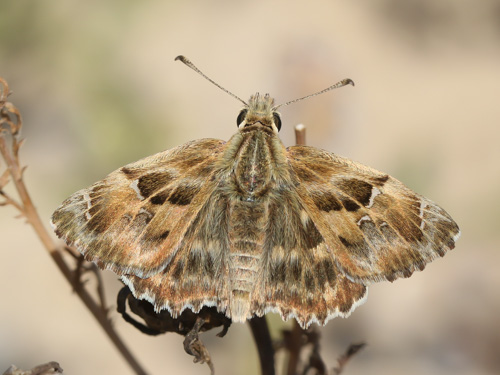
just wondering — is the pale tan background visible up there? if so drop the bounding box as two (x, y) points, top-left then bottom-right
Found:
(1, 1), (499, 374)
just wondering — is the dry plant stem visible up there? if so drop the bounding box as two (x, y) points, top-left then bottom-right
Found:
(2, 361), (63, 375)
(294, 124), (306, 147)
(0, 78), (148, 375)
(285, 321), (304, 375)
(332, 343), (366, 375)
(184, 318), (215, 375)
(248, 316), (275, 375)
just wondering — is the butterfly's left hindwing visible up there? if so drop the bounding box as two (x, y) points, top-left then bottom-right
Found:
(287, 145), (460, 284)
(51, 138), (226, 278)
(121, 187), (232, 317)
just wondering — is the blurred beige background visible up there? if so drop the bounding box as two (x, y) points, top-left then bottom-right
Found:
(1, 1), (499, 374)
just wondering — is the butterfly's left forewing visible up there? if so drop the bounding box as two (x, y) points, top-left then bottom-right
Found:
(51, 138), (226, 278)
(287, 145), (460, 284)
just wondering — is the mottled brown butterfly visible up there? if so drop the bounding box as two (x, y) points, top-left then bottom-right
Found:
(52, 56), (460, 328)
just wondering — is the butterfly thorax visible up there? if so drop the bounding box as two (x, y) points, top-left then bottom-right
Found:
(226, 127), (288, 201)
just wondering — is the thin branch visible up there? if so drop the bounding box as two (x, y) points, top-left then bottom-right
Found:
(0, 189), (24, 212)
(0, 77), (148, 375)
(302, 328), (326, 375)
(332, 343), (366, 375)
(285, 321), (305, 375)
(294, 124), (306, 146)
(248, 316), (275, 375)
(2, 361), (63, 375)
(183, 317), (215, 375)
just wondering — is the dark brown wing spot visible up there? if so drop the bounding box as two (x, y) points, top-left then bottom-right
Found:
(270, 259), (287, 284)
(137, 172), (173, 198)
(338, 179), (373, 207)
(203, 252), (215, 278)
(159, 229), (170, 239)
(289, 261), (302, 283)
(120, 166), (147, 180)
(304, 269), (316, 293)
(121, 167), (143, 179)
(372, 174), (389, 186)
(315, 262), (327, 286)
(338, 235), (371, 258)
(121, 166), (134, 177)
(312, 191), (343, 212)
(172, 259), (185, 279)
(90, 184), (106, 195)
(186, 248), (203, 275)
(340, 197), (360, 212)
(293, 165), (321, 183)
(304, 219), (324, 249)
(168, 183), (201, 206)
(150, 191), (168, 205)
(338, 235), (351, 247)
(321, 259), (337, 285)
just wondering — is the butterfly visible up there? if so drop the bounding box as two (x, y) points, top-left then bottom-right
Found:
(51, 56), (460, 328)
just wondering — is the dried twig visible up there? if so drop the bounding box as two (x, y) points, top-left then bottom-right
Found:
(285, 321), (305, 375)
(248, 316), (275, 375)
(331, 343), (366, 375)
(0, 77), (147, 375)
(302, 328), (327, 375)
(184, 318), (215, 375)
(2, 361), (63, 375)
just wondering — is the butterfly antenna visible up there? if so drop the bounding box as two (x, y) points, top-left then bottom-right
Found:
(273, 78), (355, 110)
(175, 55), (247, 106)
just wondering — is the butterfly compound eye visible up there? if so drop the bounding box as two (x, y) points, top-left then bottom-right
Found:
(237, 109), (248, 127)
(273, 112), (282, 131)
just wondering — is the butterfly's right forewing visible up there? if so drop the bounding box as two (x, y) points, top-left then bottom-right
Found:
(51, 138), (226, 278)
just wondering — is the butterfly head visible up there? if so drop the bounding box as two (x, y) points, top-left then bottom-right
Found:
(237, 93), (282, 133)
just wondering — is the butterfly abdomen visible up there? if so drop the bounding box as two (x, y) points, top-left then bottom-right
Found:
(227, 199), (267, 322)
